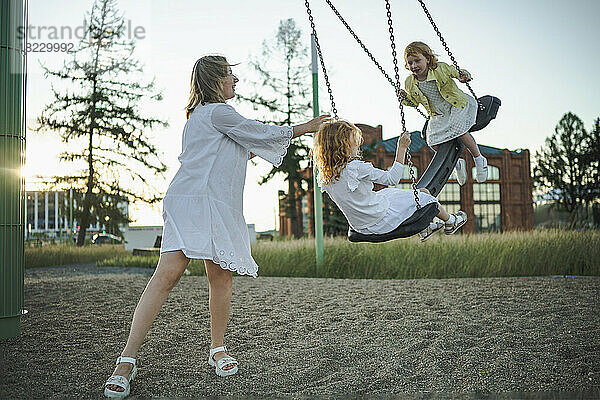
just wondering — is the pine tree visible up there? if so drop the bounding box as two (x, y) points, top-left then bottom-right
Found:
(36, 0), (167, 245)
(534, 112), (592, 226)
(236, 18), (312, 238)
(582, 118), (600, 226)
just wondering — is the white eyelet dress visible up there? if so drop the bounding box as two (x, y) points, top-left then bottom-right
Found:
(160, 103), (293, 277)
(418, 80), (477, 147)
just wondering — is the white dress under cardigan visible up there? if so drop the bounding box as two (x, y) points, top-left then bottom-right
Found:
(318, 160), (439, 234)
(160, 103), (293, 277)
(418, 80), (478, 147)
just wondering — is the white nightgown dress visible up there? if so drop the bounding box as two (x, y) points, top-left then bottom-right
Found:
(318, 160), (439, 234)
(160, 103), (293, 277)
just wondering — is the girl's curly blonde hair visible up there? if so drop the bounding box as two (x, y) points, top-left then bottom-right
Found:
(311, 120), (363, 184)
(404, 41), (438, 71)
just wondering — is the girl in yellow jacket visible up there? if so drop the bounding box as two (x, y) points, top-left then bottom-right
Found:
(400, 41), (488, 184)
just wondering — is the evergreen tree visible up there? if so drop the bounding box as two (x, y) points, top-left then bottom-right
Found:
(236, 18), (312, 238)
(582, 118), (600, 226)
(533, 112), (593, 226)
(36, 0), (167, 245)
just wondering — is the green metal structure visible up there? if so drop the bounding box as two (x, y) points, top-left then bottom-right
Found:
(310, 35), (324, 270)
(1, 0), (27, 340)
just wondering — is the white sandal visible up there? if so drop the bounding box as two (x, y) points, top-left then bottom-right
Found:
(445, 211), (467, 235)
(104, 356), (137, 398)
(419, 221), (444, 242)
(208, 346), (238, 377)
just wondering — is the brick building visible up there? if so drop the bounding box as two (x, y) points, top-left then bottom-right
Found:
(279, 123), (534, 235)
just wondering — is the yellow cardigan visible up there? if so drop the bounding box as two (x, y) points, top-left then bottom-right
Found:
(402, 61), (472, 116)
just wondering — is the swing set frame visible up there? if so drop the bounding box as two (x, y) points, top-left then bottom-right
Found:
(304, 0), (500, 245)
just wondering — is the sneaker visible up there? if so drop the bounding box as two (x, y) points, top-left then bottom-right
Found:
(455, 159), (467, 185)
(419, 221), (444, 242)
(444, 211), (467, 235)
(475, 157), (488, 183)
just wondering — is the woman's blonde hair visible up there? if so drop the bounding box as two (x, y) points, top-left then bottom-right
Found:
(311, 120), (363, 184)
(404, 41), (438, 71)
(186, 55), (233, 119)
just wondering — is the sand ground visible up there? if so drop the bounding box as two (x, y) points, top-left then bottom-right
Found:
(1, 263), (599, 399)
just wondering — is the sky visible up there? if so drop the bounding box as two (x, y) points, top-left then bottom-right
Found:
(23, 0), (600, 231)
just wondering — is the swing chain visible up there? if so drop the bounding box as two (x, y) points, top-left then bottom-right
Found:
(417, 0), (481, 108)
(323, 0), (428, 120)
(305, 0), (338, 118)
(385, 3), (406, 132)
(385, 0), (421, 210)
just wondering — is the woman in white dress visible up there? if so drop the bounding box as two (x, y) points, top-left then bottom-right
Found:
(104, 55), (329, 398)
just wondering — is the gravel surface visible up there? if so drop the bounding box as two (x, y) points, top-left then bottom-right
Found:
(1, 263), (599, 399)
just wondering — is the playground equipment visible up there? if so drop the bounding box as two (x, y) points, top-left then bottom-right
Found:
(1, 0), (27, 340)
(304, 0), (501, 242)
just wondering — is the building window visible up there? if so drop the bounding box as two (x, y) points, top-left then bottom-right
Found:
(58, 191), (66, 230)
(26, 193), (35, 232)
(438, 183), (461, 215)
(474, 202), (501, 232)
(37, 193), (45, 230)
(470, 165), (501, 233)
(472, 165), (500, 180)
(48, 193), (56, 230)
(473, 182), (501, 202)
(473, 183), (501, 232)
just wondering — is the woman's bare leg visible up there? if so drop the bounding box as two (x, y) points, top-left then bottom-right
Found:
(204, 259), (236, 370)
(106, 250), (190, 392)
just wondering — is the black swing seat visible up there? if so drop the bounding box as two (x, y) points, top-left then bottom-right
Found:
(348, 202), (439, 243)
(469, 95), (501, 132)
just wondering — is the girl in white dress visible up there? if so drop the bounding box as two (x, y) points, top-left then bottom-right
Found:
(400, 41), (488, 185)
(104, 55), (329, 398)
(313, 120), (466, 239)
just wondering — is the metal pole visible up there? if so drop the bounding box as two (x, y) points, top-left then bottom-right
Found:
(311, 34), (324, 270)
(58, 192), (62, 242)
(69, 188), (73, 247)
(0, 0), (27, 340)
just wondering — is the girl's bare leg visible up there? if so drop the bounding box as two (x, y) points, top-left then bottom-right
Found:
(204, 259), (236, 370)
(419, 188), (449, 221)
(459, 132), (488, 182)
(106, 250), (190, 392)
(437, 205), (450, 221)
(459, 132), (481, 158)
